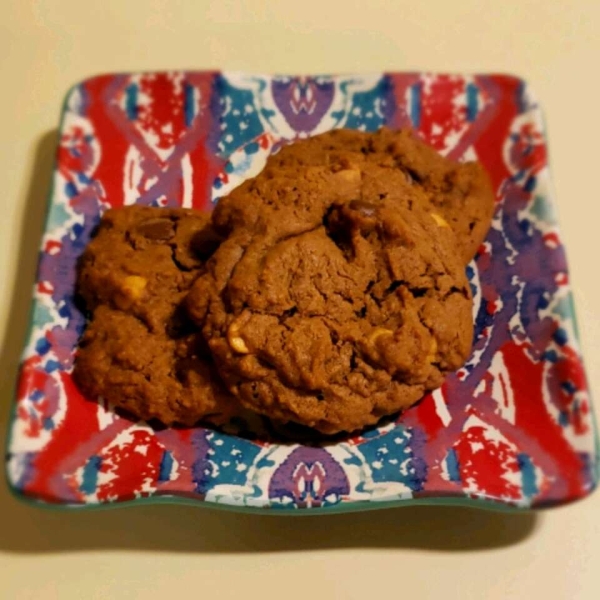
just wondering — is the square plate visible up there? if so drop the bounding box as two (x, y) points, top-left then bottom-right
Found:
(6, 71), (599, 512)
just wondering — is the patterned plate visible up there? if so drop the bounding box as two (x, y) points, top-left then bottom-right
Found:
(5, 72), (599, 512)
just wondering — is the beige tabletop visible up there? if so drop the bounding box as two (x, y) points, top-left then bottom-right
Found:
(1, 1), (599, 599)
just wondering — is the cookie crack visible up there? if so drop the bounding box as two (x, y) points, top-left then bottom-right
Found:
(274, 222), (323, 245)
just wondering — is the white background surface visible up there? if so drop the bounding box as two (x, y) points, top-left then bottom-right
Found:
(1, 2), (599, 599)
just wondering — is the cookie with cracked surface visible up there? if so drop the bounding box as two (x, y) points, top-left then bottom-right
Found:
(75, 305), (238, 426)
(265, 128), (495, 264)
(74, 206), (237, 426)
(77, 206), (222, 330)
(188, 167), (473, 434)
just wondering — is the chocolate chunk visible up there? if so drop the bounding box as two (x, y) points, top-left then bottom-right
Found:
(190, 226), (222, 259)
(136, 217), (175, 241)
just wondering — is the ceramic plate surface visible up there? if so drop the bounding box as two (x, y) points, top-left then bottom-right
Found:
(6, 71), (599, 513)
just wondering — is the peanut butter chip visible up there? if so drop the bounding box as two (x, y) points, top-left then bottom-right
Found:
(426, 337), (438, 363)
(369, 327), (394, 344)
(121, 276), (147, 300)
(229, 337), (250, 354)
(136, 218), (175, 240)
(430, 213), (450, 228)
(227, 318), (250, 354)
(334, 168), (361, 183)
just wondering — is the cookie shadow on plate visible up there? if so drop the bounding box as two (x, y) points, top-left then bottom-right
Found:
(215, 411), (404, 444)
(99, 398), (402, 446)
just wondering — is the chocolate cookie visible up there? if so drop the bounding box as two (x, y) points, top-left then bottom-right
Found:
(77, 206), (221, 330)
(74, 206), (237, 426)
(188, 163), (473, 434)
(266, 128), (495, 263)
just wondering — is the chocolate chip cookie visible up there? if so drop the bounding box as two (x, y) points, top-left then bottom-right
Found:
(77, 206), (221, 330)
(188, 163), (474, 434)
(266, 128), (495, 263)
(74, 206), (237, 426)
